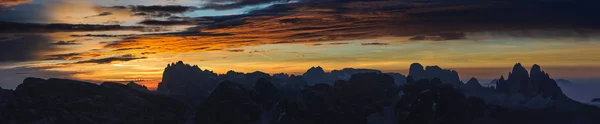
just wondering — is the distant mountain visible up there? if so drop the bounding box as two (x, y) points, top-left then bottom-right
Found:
(556, 79), (574, 86)
(492, 64), (569, 109)
(302, 67), (397, 86)
(408, 63), (461, 86)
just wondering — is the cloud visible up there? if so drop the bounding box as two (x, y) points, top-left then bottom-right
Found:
(201, 0), (290, 10)
(227, 49), (245, 52)
(103, 0), (600, 55)
(108, 5), (197, 17)
(0, 0), (31, 7)
(131, 5), (196, 13)
(75, 54), (147, 64)
(50, 40), (80, 45)
(0, 35), (56, 62)
(43, 53), (82, 60)
(361, 42), (389, 46)
(84, 12), (113, 18)
(409, 32), (466, 41)
(0, 21), (144, 33)
(138, 20), (194, 26)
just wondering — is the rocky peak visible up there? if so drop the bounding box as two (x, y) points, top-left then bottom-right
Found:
(465, 77), (482, 88)
(305, 66), (326, 75)
(409, 63), (461, 85)
(157, 61), (219, 106)
(495, 63), (569, 108)
(509, 63), (529, 80)
(530, 64), (548, 80)
(303, 66), (328, 85)
(245, 71), (271, 86)
(409, 63), (425, 79)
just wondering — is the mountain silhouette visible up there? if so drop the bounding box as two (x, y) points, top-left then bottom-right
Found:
(1, 78), (190, 123)
(408, 63), (461, 86)
(157, 61), (219, 107)
(492, 63), (579, 110)
(0, 61), (599, 124)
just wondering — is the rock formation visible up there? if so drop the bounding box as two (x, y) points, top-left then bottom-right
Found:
(493, 63), (574, 110)
(157, 61), (219, 107)
(408, 63), (461, 86)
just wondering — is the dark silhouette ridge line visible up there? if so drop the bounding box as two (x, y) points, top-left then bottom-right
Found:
(1, 61), (599, 124)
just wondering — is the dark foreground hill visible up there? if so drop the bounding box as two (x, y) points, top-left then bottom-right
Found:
(0, 78), (191, 124)
(1, 61), (599, 124)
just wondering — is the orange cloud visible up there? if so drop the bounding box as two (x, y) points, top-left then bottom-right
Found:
(0, 0), (31, 6)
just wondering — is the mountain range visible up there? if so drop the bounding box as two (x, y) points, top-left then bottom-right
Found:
(0, 61), (599, 124)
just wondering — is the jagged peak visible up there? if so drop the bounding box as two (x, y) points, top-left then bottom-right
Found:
(165, 61), (207, 72)
(175, 61), (184, 65)
(273, 73), (288, 76)
(226, 70), (243, 75)
(530, 64), (543, 76)
(532, 64), (541, 70)
(306, 66), (325, 73)
(509, 63), (529, 79)
(514, 63), (523, 67)
(466, 77), (481, 87)
(468, 77), (478, 82)
(512, 63), (527, 71)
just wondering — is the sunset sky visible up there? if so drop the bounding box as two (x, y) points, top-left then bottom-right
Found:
(1, 0), (599, 89)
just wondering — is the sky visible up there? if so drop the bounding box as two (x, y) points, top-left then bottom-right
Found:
(0, 0), (599, 92)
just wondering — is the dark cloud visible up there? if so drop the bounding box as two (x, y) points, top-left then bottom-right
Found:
(409, 32), (466, 41)
(138, 20), (194, 26)
(75, 54), (147, 64)
(141, 52), (157, 55)
(50, 40), (80, 45)
(106, 0), (600, 53)
(43, 53), (82, 60)
(227, 49), (245, 52)
(0, 21), (144, 33)
(200, 0), (600, 39)
(201, 0), (291, 10)
(361, 42), (389, 46)
(0, 35), (56, 62)
(70, 34), (133, 37)
(113, 47), (145, 51)
(130, 5), (196, 13)
(109, 5), (197, 17)
(328, 42), (350, 45)
(84, 12), (113, 18)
